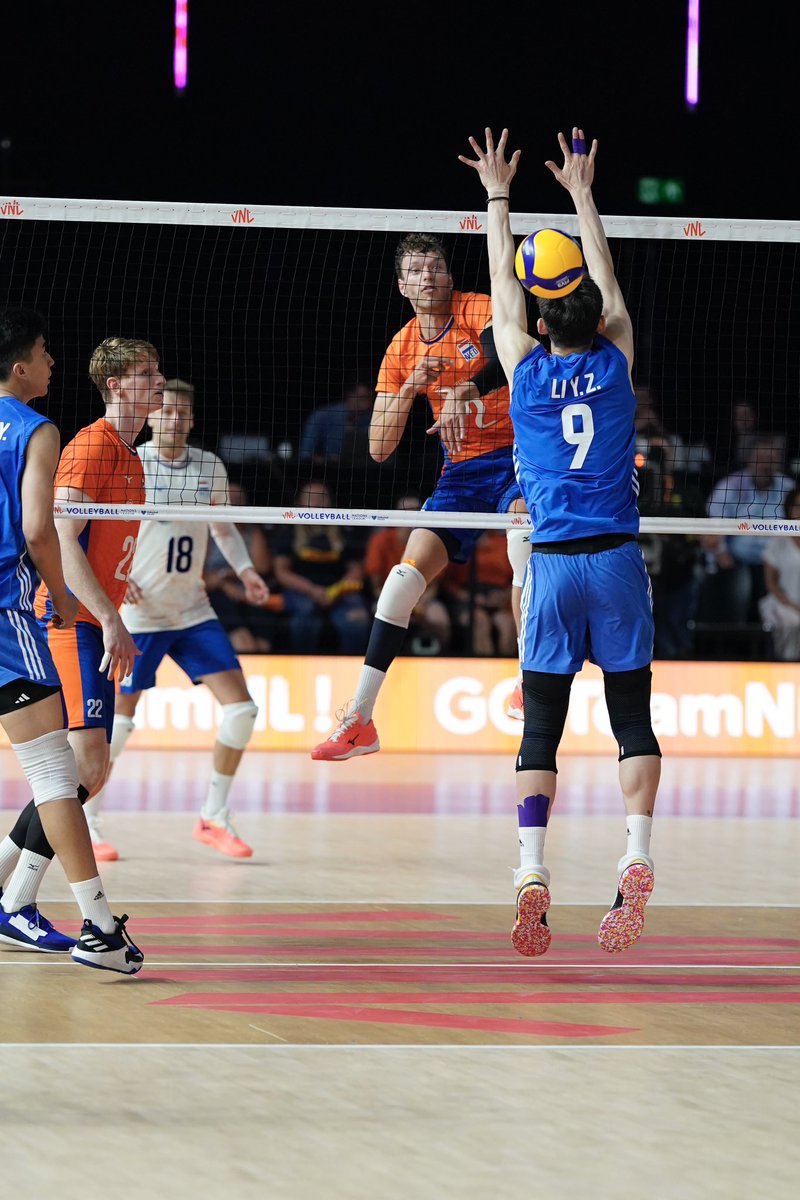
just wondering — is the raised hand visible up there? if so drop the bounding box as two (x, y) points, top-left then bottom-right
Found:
(458, 127), (521, 196)
(544, 126), (598, 194)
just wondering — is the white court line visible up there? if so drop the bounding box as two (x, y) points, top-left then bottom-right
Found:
(1, 960), (797, 970)
(33, 898), (800, 908)
(0, 1042), (798, 1051)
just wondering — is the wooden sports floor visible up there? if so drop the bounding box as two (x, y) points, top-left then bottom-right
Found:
(1, 748), (798, 1200)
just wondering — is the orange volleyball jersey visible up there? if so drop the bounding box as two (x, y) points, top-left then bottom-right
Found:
(376, 291), (513, 465)
(34, 418), (145, 626)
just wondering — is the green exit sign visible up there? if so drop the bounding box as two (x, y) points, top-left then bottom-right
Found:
(638, 177), (686, 205)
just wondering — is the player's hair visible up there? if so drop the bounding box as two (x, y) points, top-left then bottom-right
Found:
(394, 232), (449, 279)
(163, 377), (195, 398)
(536, 275), (604, 349)
(88, 336), (160, 401)
(0, 307), (48, 381)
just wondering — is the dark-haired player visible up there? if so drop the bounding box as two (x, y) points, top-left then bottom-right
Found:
(0, 309), (143, 972)
(460, 127), (661, 957)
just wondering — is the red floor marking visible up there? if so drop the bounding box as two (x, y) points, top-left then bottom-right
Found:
(142, 967), (800, 986)
(130, 911), (456, 930)
(152, 989), (800, 1008)
(149, 998), (635, 1037)
(143, 928), (506, 942)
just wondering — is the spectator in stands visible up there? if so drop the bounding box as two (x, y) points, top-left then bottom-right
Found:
(272, 480), (370, 654)
(637, 443), (707, 658)
(758, 487), (800, 661)
(442, 531), (517, 657)
(634, 386), (684, 471)
(717, 398), (759, 477)
(634, 384), (711, 486)
(204, 480), (282, 652)
(363, 493), (452, 654)
(299, 380), (374, 465)
(701, 433), (796, 624)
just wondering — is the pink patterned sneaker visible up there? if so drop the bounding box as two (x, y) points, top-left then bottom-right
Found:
(506, 682), (524, 720)
(511, 872), (552, 957)
(597, 861), (655, 954)
(311, 707), (380, 761)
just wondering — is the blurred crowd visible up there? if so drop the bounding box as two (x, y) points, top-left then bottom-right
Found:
(206, 384), (800, 663)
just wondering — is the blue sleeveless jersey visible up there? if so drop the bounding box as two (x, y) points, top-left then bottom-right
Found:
(0, 396), (51, 610)
(510, 335), (639, 542)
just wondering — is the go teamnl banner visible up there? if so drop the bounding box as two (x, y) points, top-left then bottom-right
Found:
(3, 657), (797, 756)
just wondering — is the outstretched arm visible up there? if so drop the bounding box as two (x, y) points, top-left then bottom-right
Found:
(459, 127), (537, 384)
(545, 127), (633, 369)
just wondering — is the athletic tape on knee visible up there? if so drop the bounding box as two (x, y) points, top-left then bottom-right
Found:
(110, 713), (136, 762)
(218, 700), (258, 750)
(375, 562), (427, 629)
(506, 527), (532, 587)
(12, 729), (79, 807)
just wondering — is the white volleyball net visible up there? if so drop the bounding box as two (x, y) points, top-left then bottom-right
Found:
(3, 195), (799, 540)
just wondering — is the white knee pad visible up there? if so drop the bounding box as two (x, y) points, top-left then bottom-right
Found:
(12, 729), (79, 807)
(376, 562), (427, 629)
(217, 700), (258, 750)
(110, 713), (136, 762)
(506, 527), (533, 587)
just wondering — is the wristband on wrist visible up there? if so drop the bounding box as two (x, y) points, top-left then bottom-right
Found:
(487, 195), (509, 202)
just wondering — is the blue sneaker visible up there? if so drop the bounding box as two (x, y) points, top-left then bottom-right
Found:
(71, 913), (144, 975)
(0, 903), (77, 953)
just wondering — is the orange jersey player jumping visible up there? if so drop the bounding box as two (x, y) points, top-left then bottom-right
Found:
(376, 290), (515, 465)
(312, 232), (532, 762)
(2, 337), (165, 939)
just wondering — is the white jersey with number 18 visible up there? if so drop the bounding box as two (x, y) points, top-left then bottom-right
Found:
(120, 444), (231, 633)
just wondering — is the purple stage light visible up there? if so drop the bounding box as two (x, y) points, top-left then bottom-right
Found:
(174, 0), (188, 91)
(685, 0), (699, 108)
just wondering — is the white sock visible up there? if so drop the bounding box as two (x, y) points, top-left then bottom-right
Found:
(352, 665), (386, 723)
(0, 850), (52, 911)
(202, 771), (234, 821)
(518, 825), (547, 874)
(625, 815), (653, 862)
(0, 835), (22, 887)
(70, 876), (115, 933)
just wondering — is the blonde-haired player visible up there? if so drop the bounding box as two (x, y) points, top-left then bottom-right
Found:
(86, 378), (268, 859)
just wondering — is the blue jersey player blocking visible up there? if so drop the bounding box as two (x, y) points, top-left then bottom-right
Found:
(460, 127), (661, 957)
(0, 308), (142, 973)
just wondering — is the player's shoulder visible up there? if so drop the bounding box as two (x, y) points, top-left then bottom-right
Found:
(191, 446), (223, 469)
(63, 416), (112, 455)
(455, 291), (492, 323)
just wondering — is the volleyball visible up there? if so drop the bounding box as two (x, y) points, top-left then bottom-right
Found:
(514, 228), (584, 299)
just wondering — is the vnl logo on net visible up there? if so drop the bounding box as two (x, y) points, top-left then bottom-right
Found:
(1, 200), (24, 217)
(738, 520), (800, 532)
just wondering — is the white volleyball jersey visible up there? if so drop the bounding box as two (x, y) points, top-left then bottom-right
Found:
(120, 444), (249, 633)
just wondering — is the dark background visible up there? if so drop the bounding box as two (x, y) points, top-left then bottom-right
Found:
(1, 3), (797, 508)
(1, 3), (793, 217)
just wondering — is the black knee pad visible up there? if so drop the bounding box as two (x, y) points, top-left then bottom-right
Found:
(603, 666), (662, 762)
(516, 670), (574, 774)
